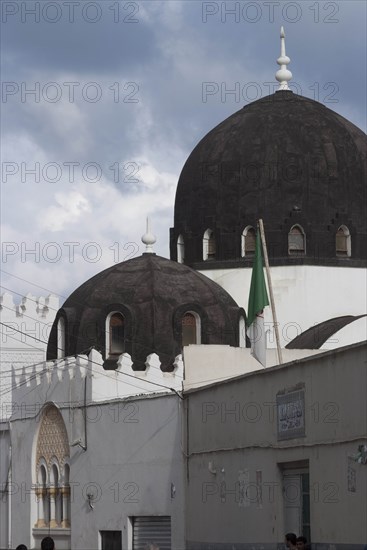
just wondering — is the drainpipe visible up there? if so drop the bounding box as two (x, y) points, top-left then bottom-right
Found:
(8, 440), (12, 550)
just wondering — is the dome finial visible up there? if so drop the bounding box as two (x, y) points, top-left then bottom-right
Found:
(275, 26), (292, 91)
(141, 217), (156, 253)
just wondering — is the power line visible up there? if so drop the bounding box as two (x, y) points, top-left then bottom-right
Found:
(0, 284), (60, 313)
(0, 318), (254, 397)
(1, 269), (69, 301)
(0, 321), (182, 396)
(1, 271), (237, 395)
(0, 309), (165, 381)
(0, 286), (171, 375)
(0, 326), (50, 352)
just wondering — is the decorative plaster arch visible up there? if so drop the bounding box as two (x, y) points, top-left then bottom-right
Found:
(33, 403), (71, 533)
(35, 404), (69, 476)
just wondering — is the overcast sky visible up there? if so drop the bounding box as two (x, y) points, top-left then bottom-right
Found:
(1, 0), (366, 304)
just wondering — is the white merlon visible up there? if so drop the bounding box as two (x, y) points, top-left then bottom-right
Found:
(9, 350), (184, 414)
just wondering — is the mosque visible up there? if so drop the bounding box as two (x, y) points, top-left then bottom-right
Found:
(0, 28), (366, 550)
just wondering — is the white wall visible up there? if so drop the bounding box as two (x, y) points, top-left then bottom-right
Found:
(183, 345), (322, 390)
(0, 423), (10, 549)
(9, 351), (186, 550)
(200, 265), (367, 348)
(0, 292), (58, 420)
(185, 342), (367, 548)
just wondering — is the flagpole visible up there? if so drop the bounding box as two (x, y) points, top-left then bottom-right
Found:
(258, 219), (283, 365)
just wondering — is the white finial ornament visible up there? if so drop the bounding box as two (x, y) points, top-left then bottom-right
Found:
(275, 26), (292, 91)
(141, 217), (156, 253)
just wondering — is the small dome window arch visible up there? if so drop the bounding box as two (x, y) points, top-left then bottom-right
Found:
(57, 317), (65, 359)
(203, 229), (216, 261)
(241, 226), (256, 257)
(336, 225), (351, 257)
(177, 234), (185, 263)
(182, 311), (201, 347)
(106, 312), (125, 358)
(288, 225), (306, 255)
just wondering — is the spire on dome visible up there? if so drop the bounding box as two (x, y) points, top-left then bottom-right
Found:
(275, 26), (292, 91)
(141, 217), (156, 253)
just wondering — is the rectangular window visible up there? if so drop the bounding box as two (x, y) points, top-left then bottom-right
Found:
(100, 530), (122, 550)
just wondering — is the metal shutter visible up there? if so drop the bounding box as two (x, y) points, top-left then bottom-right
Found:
(132, 516), (171, 550)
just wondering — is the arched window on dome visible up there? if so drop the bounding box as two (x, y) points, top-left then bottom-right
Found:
(177, 234), (185, 263)
(106, 312), (125, 358)
(336, 225), (351, 257)
(241, 226), (256, 257)
(182, 312), (201, 347)
(203, 229), (216, 261)
(57, 317), (65, 359)
(288, 225), (306, 255)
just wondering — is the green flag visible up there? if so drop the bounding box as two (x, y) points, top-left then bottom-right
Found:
(247, 231), (269, 327)
(247, 231), (269, 366)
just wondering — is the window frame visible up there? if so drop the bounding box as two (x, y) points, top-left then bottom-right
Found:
(181, 311), (201, 347)
(57, 316), (66, 359)
(241, 226), (256, 257)
(105, 311), (125, 358)
(203, 228), (216, 261)
(336, 225), (351, 257)
(288, 224), (306, 256)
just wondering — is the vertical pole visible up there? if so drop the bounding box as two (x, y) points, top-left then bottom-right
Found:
(8, 444), (12, 550)
(258, 219), (283, 364)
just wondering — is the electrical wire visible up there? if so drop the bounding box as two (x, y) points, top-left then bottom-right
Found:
(1, 269), (69, 302)
(0, 283), (171, 376)
(1, 271), (247, 394)
(0, 321), (182, 397)
(0, 316), (261, 398)
(0, 284), (60, 313)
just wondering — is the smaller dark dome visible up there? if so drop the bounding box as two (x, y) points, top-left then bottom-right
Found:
(47, 254), (244, 370)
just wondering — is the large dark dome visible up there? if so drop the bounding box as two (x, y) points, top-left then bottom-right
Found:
(170, 91), (367, 268)
(47, 254), (244, 370)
